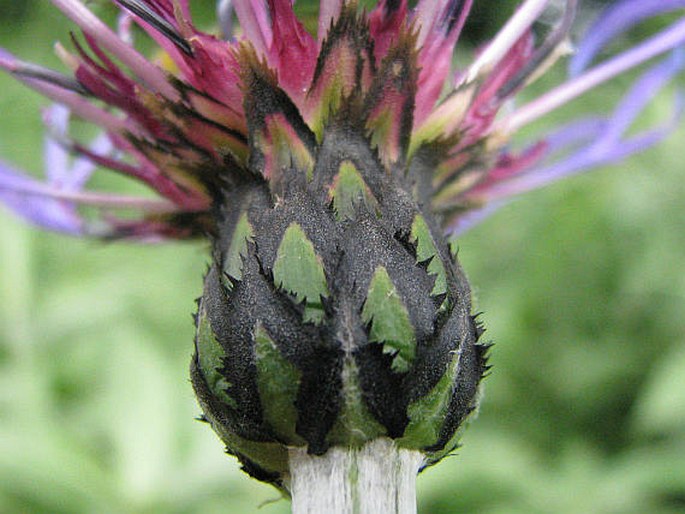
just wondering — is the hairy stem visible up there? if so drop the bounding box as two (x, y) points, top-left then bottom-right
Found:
(288, 439), (424, 514)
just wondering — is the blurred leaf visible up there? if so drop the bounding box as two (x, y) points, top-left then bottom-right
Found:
(633, 344), (685, 437)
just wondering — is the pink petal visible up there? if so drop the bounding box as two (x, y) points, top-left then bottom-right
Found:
(50, 0), (176, 99)
(318, 0), (344, 43)
(413, 0), (473, 125)
(368, 0), (409, 62)
(234, 0), (273, 55)
(266, 0), (318, 104)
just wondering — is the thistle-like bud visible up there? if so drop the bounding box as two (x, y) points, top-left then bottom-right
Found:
(191, 185), (488, 490)
(190, 18), (489, 490)
(3, 0), (680, 502)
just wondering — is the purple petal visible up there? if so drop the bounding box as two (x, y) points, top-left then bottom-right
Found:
(42, 105), (114, 189)
(217, 0), (234, 39)
(495, 0), (577, 100)
(412, 0), (442, 45)
(0, 47), (19, 71)
(0, 99), (147, 236)
(117, 11), (135, 44)
(487, 113), (678, 201)
(67, 133), (113, 188)
(0, 47), (84, 93)
(17, 76), (131, 135)
(42, 106), (71, 185)
(599, 94), (684, 160)
(570, 0), (685, 76)
(601, 49), (685, 144)
(461, 0), (551, 85)
(412, 0), (473, 124)
(543, 117), (607, 155)
(503, 16), (685, 133)
(446, 202), (505, 237)
(472, 53), (684, 203)
(0, 161), (84, 234)
(0, 158), (178, 236)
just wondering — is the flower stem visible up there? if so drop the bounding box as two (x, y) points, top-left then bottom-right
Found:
(288, 439), (424, 514)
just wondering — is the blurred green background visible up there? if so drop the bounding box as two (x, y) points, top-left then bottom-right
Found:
(1, 1), (684, 513)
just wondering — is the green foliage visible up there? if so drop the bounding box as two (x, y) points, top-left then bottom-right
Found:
(214, 425), (290, 480)
(195, 304), (236, 408)
(272, 222), (329, 324)
(400, 347), (460, 450)
(329, 160), (378, 220)
(327, 355), (387, 447)
(222, 212), (254, 282)
(254, 323), (303, 444)
(361, 266), (417, 373)
(410, 214), (448, 299)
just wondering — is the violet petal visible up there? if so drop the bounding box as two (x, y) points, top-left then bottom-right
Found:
(570, 0), (685, 76)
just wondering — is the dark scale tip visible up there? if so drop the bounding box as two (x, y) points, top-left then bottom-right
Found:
(355, 343), (410, 437)
(12, 62), (89, 95)
(384, 0), (403, 15)
(295, 345), (344, 454)
(429, 340), (490, 453)
(115, 0), (193, 55)
(238, 457), (282, 487)
(496, 0), (578, 99)
(439, 0), (469, 33)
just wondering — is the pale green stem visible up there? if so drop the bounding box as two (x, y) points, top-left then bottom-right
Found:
(288, 438), (424, 514)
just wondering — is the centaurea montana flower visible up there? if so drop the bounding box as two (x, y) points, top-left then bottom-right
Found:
(0, 0), (684, 494)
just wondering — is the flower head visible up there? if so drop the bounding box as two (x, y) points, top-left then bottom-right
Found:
(1, 0), (684, 493)
(1, 0), (682, 239)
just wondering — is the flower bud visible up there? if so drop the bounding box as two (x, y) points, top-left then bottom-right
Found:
(191, 129), (488, 490)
